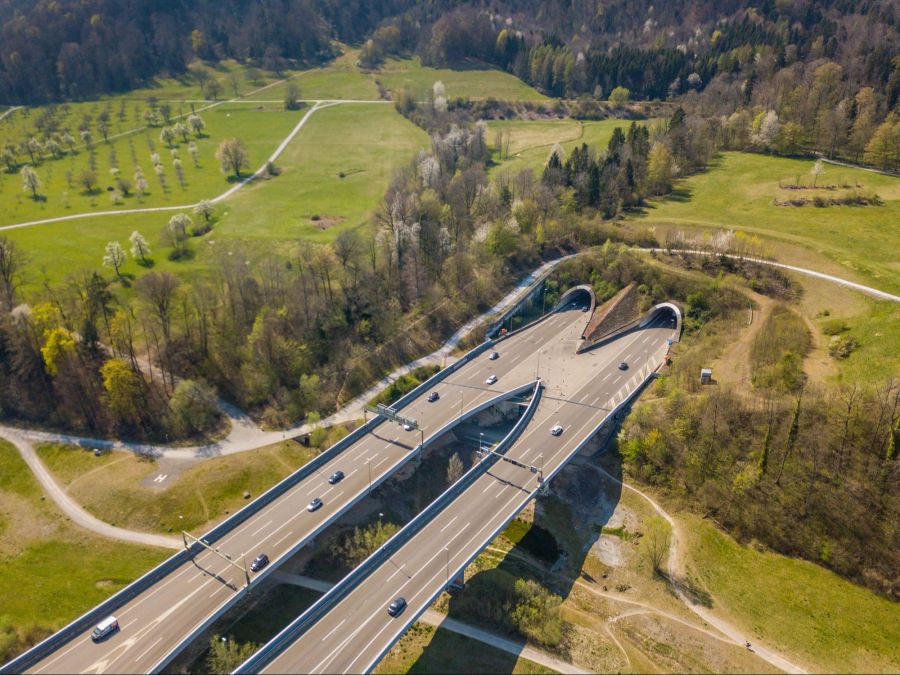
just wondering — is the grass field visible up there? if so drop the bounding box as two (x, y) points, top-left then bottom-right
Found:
(374, 623), (556, 674)
(486, 119), (646, 179)
(635, 152), (900, 295)
(376, 57), (547, 102)
(262, 49), (381, 101)
(680, 513), (900, 673)
(219, 102), (428, 246)
(0, 102), (301, 226)
(35, 440), (317, 534)
(0, 440), (167, 662)
(4, 102), (427, 288)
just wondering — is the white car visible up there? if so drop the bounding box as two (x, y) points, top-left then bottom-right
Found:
(402, 423), (414, 431)
(550, 424), (563, 436)
(485, 374), (498, 385)
(488, 351), (499, 360)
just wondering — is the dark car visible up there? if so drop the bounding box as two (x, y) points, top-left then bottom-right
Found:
(427, 391), (440, 402)
(618, 361), (628, 370)
(307, 497), (323, 512)
(250, 553), (269, 572)
(387, 597), (407, 617)
(328, 470), (345, 485)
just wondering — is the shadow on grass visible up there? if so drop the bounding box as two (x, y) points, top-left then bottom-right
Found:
(413, 437), (626, 671)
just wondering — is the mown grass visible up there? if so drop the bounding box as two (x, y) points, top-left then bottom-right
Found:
(374, 622), (556, 674)
(634, 151), (900, 295)
(0, 440), (167, 662)
(376, 57), (548, 102)
(36, 440), (317, 534)
(486, 118), (643, 179)
(262, 49), (381, 101)
(680, 513), (900, 673)
(5, 103), (427, 288)
(0, 102), (300, 226)
(218, 102), (428, 245)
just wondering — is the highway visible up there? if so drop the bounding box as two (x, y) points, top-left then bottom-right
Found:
(24, 305), (588, 674)
(251, 309), (677, 673)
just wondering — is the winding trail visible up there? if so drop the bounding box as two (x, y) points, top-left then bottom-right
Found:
(638, 248), (900, 303)
(0, 105), (22, 122)
(595, 466), (807, 674)
(0, 255), (567, 465)
(0, 99), (378, 232)
(3, 429), (181, 550)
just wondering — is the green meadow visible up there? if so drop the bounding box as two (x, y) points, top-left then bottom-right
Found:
(485, 118), (639, 178)
(375, 56), (547, 102)
(0, 440), (167, 662)
(682, 514), (900, 673)
(636, 151), (900, 295)
(0, 102), (300, 226)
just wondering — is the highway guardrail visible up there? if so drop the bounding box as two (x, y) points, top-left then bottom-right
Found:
(360, 358), (665, 673)
(233, 380), (544, 674)
(0, 338), (498, 674)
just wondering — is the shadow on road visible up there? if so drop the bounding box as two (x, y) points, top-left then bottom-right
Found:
(412, 427), (626, 671)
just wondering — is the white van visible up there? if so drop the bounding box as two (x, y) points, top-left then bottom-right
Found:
(91, 615), (119, 642)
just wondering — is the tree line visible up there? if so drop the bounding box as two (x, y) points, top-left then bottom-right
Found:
(0, 0), (413, 103)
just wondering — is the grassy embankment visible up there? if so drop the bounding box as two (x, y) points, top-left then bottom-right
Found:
(681, 514), (900, 673)
(34, 439), (316, 534)
(0, 440), (168, 662)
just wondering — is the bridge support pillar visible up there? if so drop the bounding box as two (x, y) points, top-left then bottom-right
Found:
(448, 572), (466, 591)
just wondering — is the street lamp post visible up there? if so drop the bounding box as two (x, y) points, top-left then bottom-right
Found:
(444, 547), (450, 584)
(368, 459), (372, 492)
(479, 432), (484, 457)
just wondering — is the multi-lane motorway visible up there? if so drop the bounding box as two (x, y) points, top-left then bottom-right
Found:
(24, 305), (591, 674)
(247, 308), (677, 673)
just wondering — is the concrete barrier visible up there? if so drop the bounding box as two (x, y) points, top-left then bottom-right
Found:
(1, 338), (499, 675)
(360, 360), (664, 673)
(233, 381), (544, 674)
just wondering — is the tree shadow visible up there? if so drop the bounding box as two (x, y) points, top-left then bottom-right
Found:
(414, 432), (627, 670)
(659, 186), (693, 203)
(137, 257), (155, 269)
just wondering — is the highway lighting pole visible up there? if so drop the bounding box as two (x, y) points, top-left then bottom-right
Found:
(479, 432), (484, 456)
(444, 547), (450, 584)
(536, 349), (542, 380)
(368, 460), (372, 493)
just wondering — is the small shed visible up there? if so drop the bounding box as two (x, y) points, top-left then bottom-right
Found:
(700, 368), (713, 384)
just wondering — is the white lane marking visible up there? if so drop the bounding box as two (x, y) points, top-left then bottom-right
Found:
(41, 320), (615, 672)
(372, 457), (389, 469)
(272, 531), (294, 550)
(385, 564), (407, 583)
(134, 637), (163, 664)
(321, 619), (347, 643)
(439, 515), (458, 533)
(250, 519), (273, 537)
(481, 481), (495, 494)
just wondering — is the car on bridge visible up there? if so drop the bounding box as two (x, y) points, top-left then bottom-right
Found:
(387, 597), (407, 617)
(427, 391), (440, 402)
(550, 424), (564, 436)
(485, 374), (498, 385)
(328, 470), (344, 485)
(402, 422), (414, 431)
(307, 497), (323, 512)
(488, 351), (499, 360)
(90, 616), (119, 642)
(250, 553), (269, 572)
(618, 361), (629, 370)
